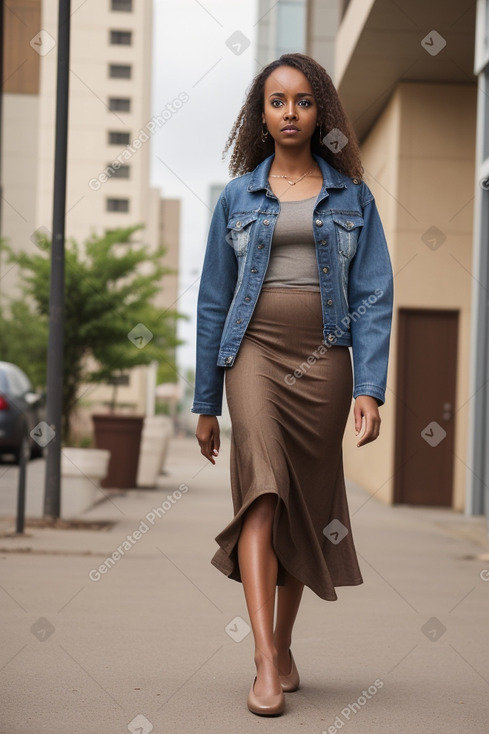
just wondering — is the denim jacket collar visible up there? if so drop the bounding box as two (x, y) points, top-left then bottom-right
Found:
(247, 153), (348, 197)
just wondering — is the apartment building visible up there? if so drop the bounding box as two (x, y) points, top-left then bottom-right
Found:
(1, 0), (180, 418)
(307, 0), (485, 518)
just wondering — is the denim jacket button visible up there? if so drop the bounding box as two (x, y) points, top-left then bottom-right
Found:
(322, 266), (329, 274)
(251, 267), (258, 273)
(225, 356), (232, 364)
(320, 239), (327, 246)
(257, 244), (265, 249)
(236, 319), (243, 324)
(244, 296), (251, 302)
(346, 221), (353, 229)
(263, 219), (270, 225)
(352, 177), (360, 184)
(327, 299), (333, 306)
(315, 219), (323, 227)
(235, 221), (241, 228)
(327, 334), (335, 343)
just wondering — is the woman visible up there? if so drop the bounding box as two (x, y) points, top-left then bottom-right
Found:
(192, 53), (393, 716)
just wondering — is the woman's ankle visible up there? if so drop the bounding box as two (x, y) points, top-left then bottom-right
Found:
(273, 635), (291, 654)
(254, 647), (278, 668)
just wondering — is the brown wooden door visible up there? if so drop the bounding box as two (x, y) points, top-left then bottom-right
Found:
(394, 309), (458, 506)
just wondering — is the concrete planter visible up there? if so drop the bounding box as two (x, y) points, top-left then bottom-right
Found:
(137, 416), (173, 488)
(61, 447), (111, 519)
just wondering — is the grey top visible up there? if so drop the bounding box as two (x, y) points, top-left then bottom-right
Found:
(263, 196), (320, 291)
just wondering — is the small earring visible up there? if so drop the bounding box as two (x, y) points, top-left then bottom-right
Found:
(261, 123), (269, 143)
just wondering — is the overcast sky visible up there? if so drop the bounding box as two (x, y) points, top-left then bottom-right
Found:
(149, 0), (260, 371)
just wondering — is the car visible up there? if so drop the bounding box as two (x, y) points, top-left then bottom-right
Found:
(0, 361), (44, 463)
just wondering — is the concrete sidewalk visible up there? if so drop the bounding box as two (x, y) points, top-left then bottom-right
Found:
(1, 436), (488, 734)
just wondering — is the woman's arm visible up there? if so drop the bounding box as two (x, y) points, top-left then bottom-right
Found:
(353, 395), (381, 447)
(195, 415), (220, 464)
(348, 189), (394, 406)
(192, 190), (238, 416)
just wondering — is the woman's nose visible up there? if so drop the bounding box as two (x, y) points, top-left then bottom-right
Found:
(284, 103), (297, 120)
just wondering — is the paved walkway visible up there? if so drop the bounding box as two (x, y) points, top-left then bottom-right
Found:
(1, 436), (489, 733)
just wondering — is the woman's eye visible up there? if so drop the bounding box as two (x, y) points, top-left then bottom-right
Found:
(270, 98), (313, 108)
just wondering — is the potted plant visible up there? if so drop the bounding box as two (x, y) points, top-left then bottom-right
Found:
(0, 227), (183, 500)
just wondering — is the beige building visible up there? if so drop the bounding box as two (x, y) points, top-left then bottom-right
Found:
(1, 0), (181, 423)
(307, 0), (481, 513)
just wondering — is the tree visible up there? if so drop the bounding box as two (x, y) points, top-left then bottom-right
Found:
(0, 227), (184, 443)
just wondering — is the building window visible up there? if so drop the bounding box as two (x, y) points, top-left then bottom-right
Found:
(107, 198), (129, 212)
(111, 0), (132, 11)
(110, 30), (132, 45)
(108, 97), (131, 112)
(108, 131), (131, 145)
(109, 64), (132, 79)
(276, 1), (306, 56)
(107, 164), (130, 178)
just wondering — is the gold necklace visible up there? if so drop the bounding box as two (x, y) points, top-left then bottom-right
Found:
(269, 166), (315, 186)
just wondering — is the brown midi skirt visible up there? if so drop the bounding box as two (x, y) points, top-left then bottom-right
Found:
(211, 288), (363, 601)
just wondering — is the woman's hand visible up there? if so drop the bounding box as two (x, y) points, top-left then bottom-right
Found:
(354, 396), (381, 447)
(195, 415), (220, 464)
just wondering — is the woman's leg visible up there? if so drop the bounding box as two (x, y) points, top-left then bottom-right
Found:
(237, 492), (281, 697)
(274, 572), (304, 674)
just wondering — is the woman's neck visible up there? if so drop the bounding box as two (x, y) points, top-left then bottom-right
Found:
(270, 148), (317, 176)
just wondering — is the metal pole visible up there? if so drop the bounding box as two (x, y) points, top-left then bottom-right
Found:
(0, 0), (4, 249)
(43, 0), (71, 518)
(16, 441), (27, 534)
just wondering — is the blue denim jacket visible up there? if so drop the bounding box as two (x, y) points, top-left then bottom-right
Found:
(192, 153), (393, 415)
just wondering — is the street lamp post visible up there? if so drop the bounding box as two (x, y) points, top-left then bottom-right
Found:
(43, 0), (71, 518)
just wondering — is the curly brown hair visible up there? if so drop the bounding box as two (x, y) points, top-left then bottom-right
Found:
(223, 53), (363, 180)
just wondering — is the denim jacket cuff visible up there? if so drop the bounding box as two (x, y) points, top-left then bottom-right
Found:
(191, 401), (222, 416)
(353, 383), (385, 406)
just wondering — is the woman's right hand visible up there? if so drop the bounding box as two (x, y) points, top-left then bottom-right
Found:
(195, 415), (220, 464)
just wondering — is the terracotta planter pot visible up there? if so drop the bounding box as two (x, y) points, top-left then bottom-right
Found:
(92, 414), (143, 489)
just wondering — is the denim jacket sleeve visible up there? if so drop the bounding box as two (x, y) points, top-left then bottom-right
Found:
(192, 189), (237, 415)
(348, 187), (393, 405)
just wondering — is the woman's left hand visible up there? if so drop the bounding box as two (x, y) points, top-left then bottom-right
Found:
(354, 395), (381, 447)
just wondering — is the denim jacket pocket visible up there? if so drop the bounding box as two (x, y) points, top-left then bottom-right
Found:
(226, 213), (259, 257)
(332, 214), (364, 258)
(332, 214), (364, 307)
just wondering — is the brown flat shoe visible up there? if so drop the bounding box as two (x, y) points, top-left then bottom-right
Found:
(279, 650), (300, 692)
(247, 677), (285, 716)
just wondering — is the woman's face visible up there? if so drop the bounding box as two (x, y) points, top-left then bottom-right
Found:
(262, 65), (318, 149)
